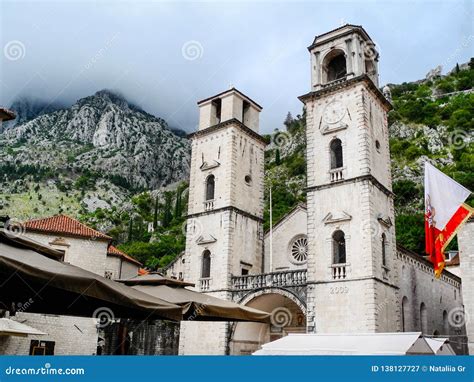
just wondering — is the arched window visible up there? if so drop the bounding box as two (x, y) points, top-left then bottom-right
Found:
(325, 52), (347, 82)
(205, 175), (215, 201)
(420, 303), (427, 333)
(332, 230), (346, 264)
(402, 296), (409, 331)
(330, 139), (343, 169)
(381, 233), (387, 267)
(201, 250), (211, 278)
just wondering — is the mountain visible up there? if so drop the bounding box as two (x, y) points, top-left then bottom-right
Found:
(1, 90), (190, 191)
(2, 97), (64, 131)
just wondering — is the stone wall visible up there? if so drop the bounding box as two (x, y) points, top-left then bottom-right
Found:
(458, 219), (474, 354)
(103, 320), (179, 355)
(24, 232), (108, 276)
(263, 205), (307, 272)
(0, 313), (98, 355)
(397, 248), (467, 354)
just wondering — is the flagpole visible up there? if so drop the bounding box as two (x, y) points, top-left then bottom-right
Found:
(269, 185), (273, 273)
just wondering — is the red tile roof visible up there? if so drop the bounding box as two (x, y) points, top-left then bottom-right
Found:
(24, 214), (112, 241)
(107, 245), (142, 266)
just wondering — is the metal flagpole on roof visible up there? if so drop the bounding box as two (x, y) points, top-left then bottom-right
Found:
(269, 185), (273, 273)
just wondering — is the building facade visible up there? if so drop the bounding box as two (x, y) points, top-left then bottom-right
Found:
(1, 215), (141, 355)
(171, 24), (468, 355)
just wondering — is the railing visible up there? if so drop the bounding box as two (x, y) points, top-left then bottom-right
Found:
(331, 263), (347, 280)
(231, 269), (307, 290)
(199, 278), (211, 291)
(329, 167), (344, 182)
(204, 200), (215, 211)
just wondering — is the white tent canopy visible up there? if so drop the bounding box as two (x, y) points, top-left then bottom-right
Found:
(0, 318), (46, 337)
(425, 338), (456, 355)
(253, 332), (435, 355)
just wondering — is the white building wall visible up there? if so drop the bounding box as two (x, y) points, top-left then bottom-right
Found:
(0, 313), (98, 355)
(23, 232), (108, 276)
(458, 220), (474, 354)
(263, 207), (307, 272)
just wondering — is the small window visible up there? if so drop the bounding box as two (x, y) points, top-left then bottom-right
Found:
(241, 268), (249, 276)
(332, 230), (346, 264)
(201, 250), (211, 278)
(245, 175), (252, 185)
(330, 139), (343, 169)
(212, 98), (222, 124)
(178, 272), (183, 280)
(381, 233), (387, 267)
(205, 175), (215, 201)
(420, 303), (427, 333)
(30, 340), (55, 355)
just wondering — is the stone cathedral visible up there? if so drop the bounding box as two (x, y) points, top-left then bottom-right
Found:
(165, 25), (468, 355)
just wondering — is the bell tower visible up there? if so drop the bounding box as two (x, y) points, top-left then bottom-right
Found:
(300, 25), (400, 333)
(179, 88), (266, 354)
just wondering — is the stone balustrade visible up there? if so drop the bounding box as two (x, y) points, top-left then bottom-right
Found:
(329, 167), (344, 182)
(199, 277), (211, 291)
(231, 269), (307, 291)
(331, 263), (347, 280)
(203, 200), (214, 211)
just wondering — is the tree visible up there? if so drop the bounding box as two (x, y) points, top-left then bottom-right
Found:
(284, 112), (294, 128)
(153, 196), (159, 230)
(162, 192), (173, 228)
(128, 218), (133, 242)
(275, 149), (281, 165)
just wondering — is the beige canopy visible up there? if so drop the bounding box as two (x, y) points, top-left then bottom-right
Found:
(0, 233), (182, 321)
(131, 283), (270, 322)
(116, 272), (194, 287)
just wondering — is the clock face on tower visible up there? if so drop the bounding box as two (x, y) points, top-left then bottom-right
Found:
(323, 100), (346, 124)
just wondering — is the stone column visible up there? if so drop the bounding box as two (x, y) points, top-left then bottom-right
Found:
(345, 38), (353, 77)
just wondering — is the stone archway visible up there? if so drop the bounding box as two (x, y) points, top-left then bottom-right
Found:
(229, 288), (306, 355)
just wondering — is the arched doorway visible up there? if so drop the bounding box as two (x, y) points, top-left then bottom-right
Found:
(229, 290), (306, 355)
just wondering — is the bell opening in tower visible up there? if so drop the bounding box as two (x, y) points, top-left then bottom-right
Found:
(323, 50), (347, 83)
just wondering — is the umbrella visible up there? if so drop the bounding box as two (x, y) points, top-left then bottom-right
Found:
(0, 233), (182, 321)
(0, 318), (46, 337)
(131, 283), (270, 322)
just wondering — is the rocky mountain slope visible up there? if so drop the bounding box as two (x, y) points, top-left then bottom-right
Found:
(1, 90), (190, 191)
(0, 90), (190, 224)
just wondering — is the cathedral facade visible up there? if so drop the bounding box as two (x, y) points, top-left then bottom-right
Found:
(165, 24), (467, 355)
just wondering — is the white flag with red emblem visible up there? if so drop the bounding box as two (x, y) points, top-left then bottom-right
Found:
(424, 162), (472, 277)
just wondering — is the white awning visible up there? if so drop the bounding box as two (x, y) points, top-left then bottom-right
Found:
(0, 318), (47, 337)
(253, 332), (434, 355)
(425, 337), (456, 355)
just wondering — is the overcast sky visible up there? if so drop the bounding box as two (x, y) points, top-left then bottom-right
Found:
(1, 1), (472, 133)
